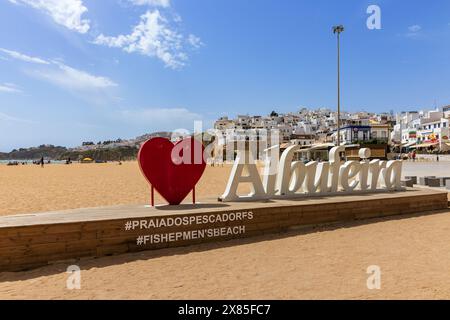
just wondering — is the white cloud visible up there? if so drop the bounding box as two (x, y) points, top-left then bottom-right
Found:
(94, 10), (202, 69)
(0, 112), (33, 124)
(128, 0), (170, 7)
(405, 25), (422, 38)
(173, 13), (182, 23)
(187, 34), (204, 49)
(7, 0), (90, 33)
(0, 48), (49, 64)
(31, 62), (117, 91)
(120, 107), (203, 129)
(6, 1), (202, 69)
(2, 48), (118, 101)
(121, 107), (215, 132)
(408, 25), (422, 32)
(0, 83), (22, 94)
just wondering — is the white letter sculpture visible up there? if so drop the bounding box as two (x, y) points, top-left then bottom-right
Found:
(219, 146), (404, 202)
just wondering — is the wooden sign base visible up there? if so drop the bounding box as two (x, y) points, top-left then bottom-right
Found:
(0, 188), (447, 272)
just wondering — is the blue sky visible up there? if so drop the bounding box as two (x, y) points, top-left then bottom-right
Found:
(1, 0), (450, 151)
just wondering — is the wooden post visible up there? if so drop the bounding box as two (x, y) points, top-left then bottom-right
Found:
(192, 186), (196, 204)
(151, 186), (154, 207)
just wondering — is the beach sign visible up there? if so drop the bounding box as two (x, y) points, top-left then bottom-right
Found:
(220, 146), (403, 202)
(138, 138), (403, 205)
(138, 137), (206, 205)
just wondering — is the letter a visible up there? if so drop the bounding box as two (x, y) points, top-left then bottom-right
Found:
(366, 5), (381, 30)
(220, 150), (266, 201)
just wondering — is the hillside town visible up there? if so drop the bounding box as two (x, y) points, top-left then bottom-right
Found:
(214, 106), (450, 160)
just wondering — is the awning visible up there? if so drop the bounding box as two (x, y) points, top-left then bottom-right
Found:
(403, 141), (416, 147)
(414, 142), (439, 148)
(310, 143), (335, 150)
(297, 143), (336, 152)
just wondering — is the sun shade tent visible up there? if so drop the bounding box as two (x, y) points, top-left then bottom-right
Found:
(414, 142), (439, 148)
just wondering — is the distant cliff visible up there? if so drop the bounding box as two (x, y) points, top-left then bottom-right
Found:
(0, 144), (139, 161)
(0, 131), (172, 161)
(59, 146), (139, 161)
(0, 145), (67, 160)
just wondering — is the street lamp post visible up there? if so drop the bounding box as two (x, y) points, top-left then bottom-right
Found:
(333, 25), (344, 146)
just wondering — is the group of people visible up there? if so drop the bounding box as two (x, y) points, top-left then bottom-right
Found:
(6, 159), (46, 166)
(407, 151), (417, 162)
(32, 156), (50, 167)
(404, 150), (441, 162)
(5, 157), (65, 167)
(6, 161), (22, 166)
(5, 157), (124, 167)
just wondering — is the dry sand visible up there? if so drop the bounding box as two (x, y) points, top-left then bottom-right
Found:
(2, 210), (450, 299)
(0, 162), (245, 216)
(1, 162), (450, 299)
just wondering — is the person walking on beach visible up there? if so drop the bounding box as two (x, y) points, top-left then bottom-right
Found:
(40, 156), (44, 168)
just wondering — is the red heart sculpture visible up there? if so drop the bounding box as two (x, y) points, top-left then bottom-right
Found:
(138, 137), (206, 205)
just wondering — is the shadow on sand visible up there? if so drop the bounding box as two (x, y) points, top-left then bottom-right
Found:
(0, 207), (449, 282)
(154, 203), (230, 211)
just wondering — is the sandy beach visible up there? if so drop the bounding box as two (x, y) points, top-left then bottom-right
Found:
(0, 162), (246, 217)
(0, 160), (445, 217)
(1, 161), (450, 299)
(2, 209), (450, 299)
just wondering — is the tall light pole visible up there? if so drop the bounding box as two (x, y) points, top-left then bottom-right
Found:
(333, 25), (344, 146)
